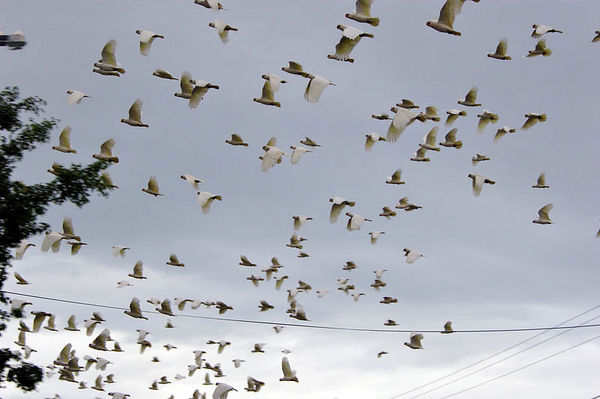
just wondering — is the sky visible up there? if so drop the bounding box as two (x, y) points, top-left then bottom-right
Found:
(2, 0), (600, 398)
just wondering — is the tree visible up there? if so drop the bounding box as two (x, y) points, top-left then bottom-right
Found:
(0, 86), (115, 391)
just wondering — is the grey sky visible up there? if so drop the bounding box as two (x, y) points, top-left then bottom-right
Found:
(2, 0), (600, 398)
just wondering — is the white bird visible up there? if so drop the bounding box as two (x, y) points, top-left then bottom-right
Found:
(316, 290), (329, 298)
(280, 357), (299, 382)
(477, 110), (498, 132)
(533, 203), (553, 224)
(404, 332), (424, 349)
(212, 383), (236, 399)
(327, 24), (374, 63)
(419, 127), (441, 151)
(66, 90), (90, 106)
(64, 315), (80, 331)
(157, 299), (175, 316)
(195, 0), (226, 10)
(124, 297), (147, 319)
(116, 280), (132, 288)
(208, 19), (238, 43)
(292, 215), (313, 230)
(445, 109), (467, 125)
(365, 132), (386, 151)
(439, 128), (463, 149)
(129, 260), (147, 279)
(232, 359), (245, 368)
(92, 138), (119, 163)
(89, 328), (110, 351)
(468, 173), (495, 196)
(174, 71), (195, 99)
(15, 240), (35, 259)
(494, 126), (517, 143)
(410, 147), (430, 162)
(121, 99), (148, 127)
(101, 172), (118, 189)
(386, 169), (405, 185)
(261, 142), (288, 172)
(532, 24), (563, 38)
(458, 87), (481, 107)
(181, 174), (204, 190)
(442, 321), (454, 334)
(166, 254), (185, 267)
(487, 38), (511, 60)
(142, 176), (163, 196)
(197, 192), (222, 214)
(532, 173), (549, 189)
(226, 133), (249, 146)
(93, 39), (125, 75)
(369, 231), (385, 244)
(41, 231), (64, 253)
(153, 68), (177, 80)
(346, 212), (372, 231)
(189, 80), (220, 109)
(522, 113), (547, 130)
(304, 75), (335, 103)
(386, 106), (416, 142)
(374, 269), (388, 279)
(136, 29), (164, 56)
(112, 245), (130, 257)
(426, 0), (461, 36)
(281, 60), (312, 78)
(403, 248), (424, 264)
(345, 0), (379, 26)
(527, 39), (552, 57)
(14, 272), (29, 285)
(290, 145), (312, 164)
(329, 196), (356, 223)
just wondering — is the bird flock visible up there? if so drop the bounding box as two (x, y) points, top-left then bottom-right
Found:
(5, 0), (600, 398)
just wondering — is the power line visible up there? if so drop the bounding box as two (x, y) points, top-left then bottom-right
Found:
(406, 313), (600, 399)
(5, 291), (600, 335)
(437, 332), (600, 399)
(388, 304), (600, 398)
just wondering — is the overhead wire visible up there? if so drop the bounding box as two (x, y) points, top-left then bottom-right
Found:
(437, 332), (600, 399)
(389, 304), (600, 398)
(5, 291), (600, 335)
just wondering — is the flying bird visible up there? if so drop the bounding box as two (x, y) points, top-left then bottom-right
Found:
(226, 133), (249, 146)
(153, 69), (177, 80)
(93, 39), (125, 76)
(52, 127), (76, 153)
(439, 128), (462, 148)
(345, 0), (379, 26)
(142, 176), (163, 196)
(522, 113), (547, 130)
(365, 132), (386, 150)
(346, 212), (372, 231)
(403, 248), (424, 263)
(92, 139), (119, 163)
(136, 29), (164, 56)
(66, 90), (90, 105)
(180, 174), (204, 190)
(532, 173), (549, 188)
(468, 173), (495, 196)
(487, 38), (511, 60)
(527, 39), (552, 57)
(208, 20), (238, 43)
(404, 332), (424, 349)
(531, 24), (563, 38)
(197, 192), (222, 214)
(386, 106), (416, 142)
(533, 203), (553, 224)
(458, 87), (481, 106)
(493, 126), (516, 142)
(124, 297), (147, 319)
(445, 109), (467, 125)
(281, 61), (312, 78)
(386, 169), (405, 185)
(426, 0), (461, 36)
(280, 357), (299, 382)
(304, 75), (335, 103)
(121, 99), (148, 127)
(327, 25), (374, 63)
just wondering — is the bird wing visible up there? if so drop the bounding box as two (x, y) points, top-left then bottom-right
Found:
(496, 38), (507, 55)
(231, 133), (244, 143)
(425, 127), (438, 145)
(387, 108), (415, 142)
(537, 173), (546, 186)
(101, 39), (117, 65)
(100, 139), (115, 156)
(445, 128), (457, 141)
(133, 261), (144, 276)
(535, 39), (547, 51)
(190, 85), (209, 109)
(181, 71), (195, 94)
(538, 203), (553, 221)
(465, 87), (478, 103)
(148, 177), (159, 193)
(330, 203), (344, 223)
(128, 99), (143, 122)
(281, 357), (294, 378)
(472, 174), (484, 196)
(169, 254), (179, 263)
(522, 116), (537, 130)
(261, 80), (275, 101)
(342, 26), (364, 40)
(290, 147), (307, 164)
(304, 75), (330, 103)
(213, 20), (230, 43)
(130, 297), (142, 314)
(355, 0), (373, 16)
(415, 147), (427, 158)
(334, 36), (360, 61)
(62, 217), (75, 236)
(161, 300), (173, 314)
(438, 0), (458, 28)
(58, 126), (72, 148)
(261, 147), (283, 172)
(267, 74), (284, 92)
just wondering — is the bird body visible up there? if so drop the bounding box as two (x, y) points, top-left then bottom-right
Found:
(153, 69), (177, 80)
(403, 248), (424, 264)
(426, 0), (461, 36)
(346, 0), (379, 26)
